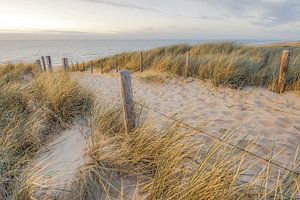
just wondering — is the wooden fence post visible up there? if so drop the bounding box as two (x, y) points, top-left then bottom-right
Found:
(82, 61), (85, 71)
(36, 59), (42, 71)
(185, 52), (190, 78)
(278, 50), (291, 93)
(46, 56), (53, 72)
(90, 60), (94, 73)
(140, 52), (143, 72)
(100, 62), (104, 74)
(119, 70), (135, 133)
(62, 58), (69, 71)
(41, 57), (47, 71)
(76, 61), (79, 71)
(115, 57), (118, 72)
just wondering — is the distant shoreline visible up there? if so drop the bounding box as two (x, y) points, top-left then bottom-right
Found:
(0, 39), (299, 65)
(250, 41), (300, 47)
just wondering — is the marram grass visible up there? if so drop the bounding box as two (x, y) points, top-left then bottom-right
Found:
(64, 104), (300, 200)
(90, 42), (300, 91)
(0, 64), (94, 199)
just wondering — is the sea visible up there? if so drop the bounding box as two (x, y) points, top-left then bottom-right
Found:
(0, 39), (281, 66)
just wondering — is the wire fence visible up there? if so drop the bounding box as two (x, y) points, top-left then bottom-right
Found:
(90, 95), (296, 197)
(100, 91), (299, 197)
(132, 100), (299, 176)
(91, 70), (300, 177)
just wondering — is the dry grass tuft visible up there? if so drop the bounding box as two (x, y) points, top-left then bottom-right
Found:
(32, 72), (94, 127)
(137, 70), (172, 85)
(0, 63), (35, 84)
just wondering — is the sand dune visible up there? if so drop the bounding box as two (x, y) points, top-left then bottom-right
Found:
(28, 70), (300, 198)
(74, 71), (300, 173)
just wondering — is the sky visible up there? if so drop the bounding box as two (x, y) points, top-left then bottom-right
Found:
(0, 0), (299, 40)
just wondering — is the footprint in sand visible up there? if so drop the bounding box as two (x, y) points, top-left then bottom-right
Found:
(294, 125), (300, 131)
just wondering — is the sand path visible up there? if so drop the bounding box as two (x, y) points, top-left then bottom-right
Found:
(73, 71), (300, 172)
(29, 122), (91, 199)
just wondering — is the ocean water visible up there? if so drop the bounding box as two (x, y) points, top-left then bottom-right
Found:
(0, 39), (279, 65)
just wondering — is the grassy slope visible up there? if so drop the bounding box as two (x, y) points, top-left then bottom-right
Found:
(65, 104), (300, 200)
(0, 64), (94, 199)
(91, 42), (300, 91)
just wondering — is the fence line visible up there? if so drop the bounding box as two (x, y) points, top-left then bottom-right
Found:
(115, 80), (298, 197)
(76, 67), (298, 176)
(131, 100), (299, 176)
(31, 52), (298, 174)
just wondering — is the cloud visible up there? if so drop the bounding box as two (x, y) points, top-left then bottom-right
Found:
(82, 0), (228, 21)
(197, 0), (300, 26)
(82, 0), (162, 13)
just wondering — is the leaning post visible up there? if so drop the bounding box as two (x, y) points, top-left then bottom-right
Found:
(46, 56), (53, 72)
(41, 56), (47, 71)
(119, 70), (135, 133)
(278, 50), (291, 93)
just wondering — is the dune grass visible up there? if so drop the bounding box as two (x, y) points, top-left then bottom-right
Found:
(0, 64), (94, 199)
(0, 63), (35, 84)
(32, 72), (94, 127)
(90, 42), (300, 91)
(64, 104), (300, 200)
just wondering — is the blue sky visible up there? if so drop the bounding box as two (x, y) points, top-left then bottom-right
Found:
(0, 0), (299, 40)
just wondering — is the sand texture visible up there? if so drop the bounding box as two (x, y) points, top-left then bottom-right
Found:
(30, 122), (91, 199)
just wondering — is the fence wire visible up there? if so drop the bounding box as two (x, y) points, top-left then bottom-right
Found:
(132, 101), (300, 177)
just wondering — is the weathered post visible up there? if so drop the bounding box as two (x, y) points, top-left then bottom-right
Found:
(76, 61), (79, 71)
(41, 57), (47, 71)
(100, 62), (104, 74)
(185, 52), (190, 78)
(35, 59), (43, 71)
(278, 50), (291, 93)
(115, 57), (118, 72)
(46, 56), (53, 72)
(119, 70), (135, 133)
(140, 52), (143, 72)
(82, 61), (85, 71)
(90, 60), (94, 73)
(7, 62), (12, 68)
(62, 58), (69, 71)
